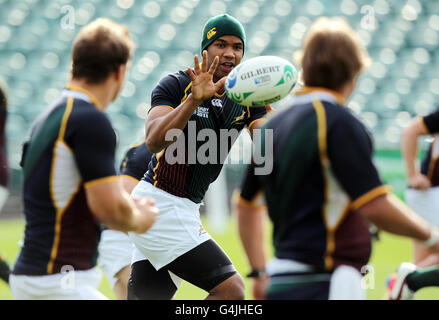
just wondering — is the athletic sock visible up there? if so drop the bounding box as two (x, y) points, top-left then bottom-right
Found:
(0, 256), (10, 284)
(405, 265), (439, 292)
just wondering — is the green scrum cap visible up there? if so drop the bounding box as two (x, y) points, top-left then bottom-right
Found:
(200, 14), (246, 54)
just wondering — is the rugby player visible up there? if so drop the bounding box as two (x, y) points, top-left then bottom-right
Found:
(387, 108), (439, 300)
(0, 79), (10, 285)
(9, 18), (158, 300)
(0, 78), (8, 207)
(236, 17), (439, 300)
(98, 141), (153, 300)
(402, 109), (439, 267)
(127, 14), (268, 300)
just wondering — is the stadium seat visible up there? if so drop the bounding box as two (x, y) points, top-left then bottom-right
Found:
(3, 0), (439, 168)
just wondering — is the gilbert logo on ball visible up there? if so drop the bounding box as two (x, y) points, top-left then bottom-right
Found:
(225, 56), (298, 107)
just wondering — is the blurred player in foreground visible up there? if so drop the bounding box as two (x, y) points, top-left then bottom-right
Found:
(9, 18), (158, 300)
(402, 108), (439, 267)
(236, 17), (439, 300)
(98, 141), (153, 299)
(387, 108), (439, 300)
(128, 14), (268, 300)
(0, 78), (10, 285)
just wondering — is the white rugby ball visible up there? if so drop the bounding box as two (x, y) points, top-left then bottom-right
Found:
(225, 55), (298, 107)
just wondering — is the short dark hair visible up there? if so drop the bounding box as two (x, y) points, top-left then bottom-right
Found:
(71, 18), (134, 84)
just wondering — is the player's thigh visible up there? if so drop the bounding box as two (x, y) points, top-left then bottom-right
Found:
(166, 239), (237, 292)
(128, 260), (178, 300)
(113, 265), (131, 300)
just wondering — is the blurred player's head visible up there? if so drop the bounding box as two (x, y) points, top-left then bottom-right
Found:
(0, 78), (7, 112)
(70, 18), (134, 102)
(201, 14), (245, 81)
(295, 17), (371, 100)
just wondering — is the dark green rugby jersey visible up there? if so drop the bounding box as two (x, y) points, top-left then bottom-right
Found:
(240, 87), (392, 272)
(13, 85), (117, 276)
(120, 140), (153, 181)
(144, 69), (267, 203)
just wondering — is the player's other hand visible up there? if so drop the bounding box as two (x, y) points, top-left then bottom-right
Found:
(187, 50), (226, 103)
(132, 197), (159, 234)
(252, 276), (269, 300)
(265, 104), (274, 113)
(408, 173), (432, 190)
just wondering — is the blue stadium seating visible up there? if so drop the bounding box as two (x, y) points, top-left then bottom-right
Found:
(1, 0), (439, 169)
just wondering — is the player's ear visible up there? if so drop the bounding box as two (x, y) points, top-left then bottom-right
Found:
(114, 64), (127, 81)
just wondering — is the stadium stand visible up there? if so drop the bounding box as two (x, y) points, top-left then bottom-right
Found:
(1, 0), (439, 199)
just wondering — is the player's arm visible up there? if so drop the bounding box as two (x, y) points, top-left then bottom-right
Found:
(120, 175), (139, 195)
(236, 164), (268, 299)
(85, 179), (156, 234)
(354, 193), (439, 249)
(328, 111), (439, 250)
(401, 116), (433, 189)
(145, 97), (201, 153)
(72, 112), (158, 234)
(145, 52), (225, 153)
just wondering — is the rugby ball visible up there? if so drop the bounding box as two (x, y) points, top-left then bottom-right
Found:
(225, 56), (298, 107)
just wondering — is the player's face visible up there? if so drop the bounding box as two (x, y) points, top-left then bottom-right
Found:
(112, 64), (128, 101)
(207, 35), (243, 81)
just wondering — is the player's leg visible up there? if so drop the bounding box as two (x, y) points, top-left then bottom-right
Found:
(0, 253), (10, 284)
(166, 239), (245, 300)
(127, 259), (180, 300)
(98, 229), (133, 299)
(113, 265), (130, 300)
(413, 240), (439, 267)
(406, 264), (439, 292)
(390, 263), (439, 300)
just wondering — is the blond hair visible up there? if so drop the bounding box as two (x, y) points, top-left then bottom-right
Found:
(71, 18), (134, 84)
(294, 17), (371, 91)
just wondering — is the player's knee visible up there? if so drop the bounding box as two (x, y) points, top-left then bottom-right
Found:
(127, 260), (177, 300)
(210, 273), (245, 300)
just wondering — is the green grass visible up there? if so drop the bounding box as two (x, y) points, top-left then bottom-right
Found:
(1, 217), (439, 300)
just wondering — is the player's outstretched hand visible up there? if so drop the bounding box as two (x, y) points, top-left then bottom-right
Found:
(187, 50), (226, 103)
(408, 173), (432, 190)
(132, 197), (159, 234)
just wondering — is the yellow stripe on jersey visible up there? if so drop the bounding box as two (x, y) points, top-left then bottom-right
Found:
(233, 190), (266, 209)
(65, 83), (102, 110)
(214, 91), (226, 98)
(247, 118), (265, 131)
(152, 105), (175, 111)
(48, 97), (79, 274)
(181, 82), (193, 103)
(295, 87), (345, 105)
(127, 140), (146, 150)
(350, 185), (393, 211)
(49, 97), (74, 214)
(153, 149), (166, 186)
(312, 99), (334, 270)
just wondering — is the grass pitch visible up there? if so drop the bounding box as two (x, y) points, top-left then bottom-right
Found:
(1, 216), (438, 300)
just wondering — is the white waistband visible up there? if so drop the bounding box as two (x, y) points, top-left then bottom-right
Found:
(137, 180), (201, 211)
(266, 258), (314, 276)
